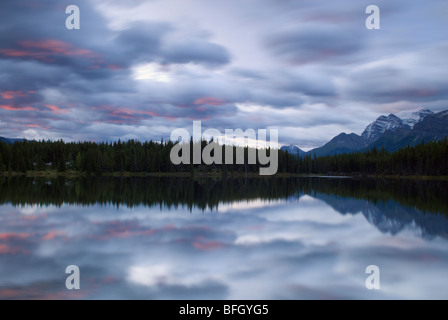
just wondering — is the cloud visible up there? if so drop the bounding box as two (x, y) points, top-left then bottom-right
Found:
(0, 233), (31, 241)
(41, 230), (66, 241)
(343, 44), (448, 105)
(0, 0), (447, 146)
(162, 39), (231, 66)
(194, 97), (227, 106)
(0, 39), (99, 61)
(193, 239), (225, 251)
(265, 25), (364, 65)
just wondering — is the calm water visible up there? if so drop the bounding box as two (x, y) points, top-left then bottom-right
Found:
(0, 177), (447, 300)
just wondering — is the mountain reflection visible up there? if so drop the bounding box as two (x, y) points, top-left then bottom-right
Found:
(0, 176), (447, 239)
(1, 176), (448, 299)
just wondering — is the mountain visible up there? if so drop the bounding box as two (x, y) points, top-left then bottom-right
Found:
(0, 137), (25, 145)
(361, 109), (434, 143)
(1, 137), (12, 144)
(365, 127), (415, 152)
(281, 145), (306, 157)
(413, 110), (448, 134)
(308, 133), (370, 158)
(361, 114), (408, 143)
(288, 108), (446, 158)
(313, 192), (448, 240)
(397, 109), (434, 127)
(364, 110), (448, 152)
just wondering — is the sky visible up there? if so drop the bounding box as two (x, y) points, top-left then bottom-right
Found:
(0, 0), (447, 149)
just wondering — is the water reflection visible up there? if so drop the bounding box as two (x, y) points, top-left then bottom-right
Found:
(0, 177), (447, 299)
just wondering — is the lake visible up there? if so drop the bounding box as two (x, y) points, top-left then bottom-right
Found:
(0, 176), (447, 300)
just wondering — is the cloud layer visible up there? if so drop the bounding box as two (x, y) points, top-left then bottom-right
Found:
(1, 0), (447, 148)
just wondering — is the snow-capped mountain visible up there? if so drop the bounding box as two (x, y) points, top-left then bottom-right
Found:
(361, 114), (405, 143)
(286, 108), (445, 158)
(397, 109), (434, 127)
(362, 110), (448, 152)
(361, 109), (434, 143)
(280, 145), (305, 156)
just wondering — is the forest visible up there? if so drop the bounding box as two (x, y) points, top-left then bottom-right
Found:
(0, 176), (447, 216)
(0, 137), (447, 176)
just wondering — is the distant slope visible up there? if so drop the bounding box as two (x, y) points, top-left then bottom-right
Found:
(364, 128), (415, 152)
(0, 137), (26, 144)
(308, 133), (370, 157)
(280, 145), (306, 157)
(414, 110), (448, 135)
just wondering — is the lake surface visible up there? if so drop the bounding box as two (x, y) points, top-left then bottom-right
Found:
(0, 176), (447, 300)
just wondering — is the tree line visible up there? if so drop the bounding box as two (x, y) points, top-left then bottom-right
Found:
(0, 139), (278, 175)
(0, 137), (447, 176)
(294, 139), (448, 176)
(0, 176), (447, 216)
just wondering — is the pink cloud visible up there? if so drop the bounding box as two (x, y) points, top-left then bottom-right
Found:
(0, 40), (126, 73)
(95, 105), (157, 124)
(0, 104), (36, 111)
(193, 240), (224, 251)
(1, 91), (32, 100)
(102, 277), (118, 284)
(0, 244), (20, 255)
(42, 230), (66, 241)
(0, 39), (107, 69)
(45, 104), (70, 115)
(0, 233), (31, 241)
(90, 221), (157, 240)
(195, 106), (207, 112)
(94, 227), (155, 240)
(107, 64), (122, 70)
(20, 40), (98, 58)
(23, 214), (47, 221)
(164, 115), (178, 121)
(194, 97), (227, 106)
(0, 49), (31, 58)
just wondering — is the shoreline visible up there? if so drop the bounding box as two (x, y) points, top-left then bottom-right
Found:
(1, 170), (448, 181)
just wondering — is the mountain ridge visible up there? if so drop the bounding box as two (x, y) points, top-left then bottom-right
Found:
(290, 108), (447, 158)
(308, 133), (369, 158)
(0, 137), (25, 145)
(280, 145), (306, 156)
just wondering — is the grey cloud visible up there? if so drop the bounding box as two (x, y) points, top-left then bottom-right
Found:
(162, 39), (231, 66)
(265, 26), (364, 65)
(344, 46), (448, 104)
(276, 69), (337, 98)
(113, 22), (171, 64)
(229, 68), (266, 80)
